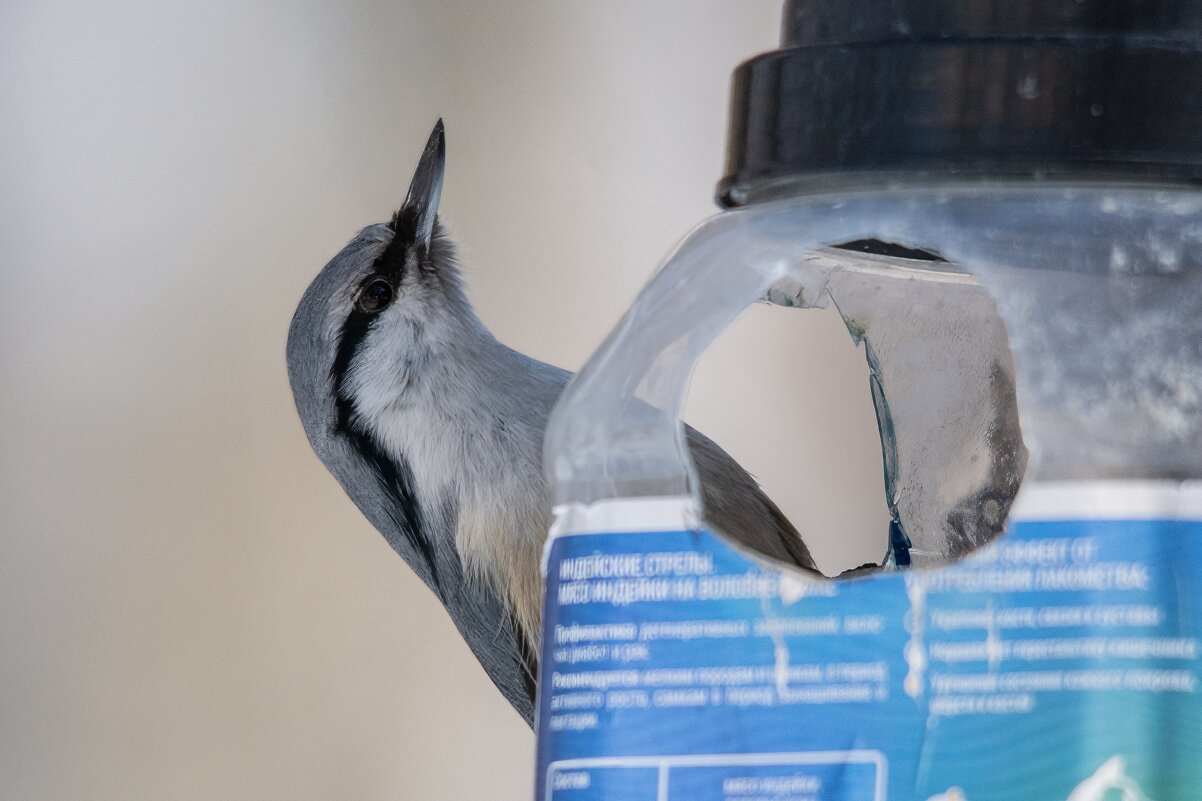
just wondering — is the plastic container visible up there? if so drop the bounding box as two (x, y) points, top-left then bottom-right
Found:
(534, 2), (1202, 800)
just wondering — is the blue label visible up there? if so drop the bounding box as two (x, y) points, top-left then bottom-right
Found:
(536, 509), (1201, 801)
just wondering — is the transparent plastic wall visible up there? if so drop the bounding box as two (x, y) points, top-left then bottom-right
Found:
(546, 186), (1202, 566)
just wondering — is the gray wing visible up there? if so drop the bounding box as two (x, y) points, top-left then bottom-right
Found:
(439, 562), (538, 723)
(512, 351), (816, 574)
(686, 426), (818, 573)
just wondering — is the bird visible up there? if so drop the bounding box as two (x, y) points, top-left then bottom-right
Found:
(286, 120), (818, 726)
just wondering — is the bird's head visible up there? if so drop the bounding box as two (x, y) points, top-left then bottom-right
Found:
(287, 120), (477, 450)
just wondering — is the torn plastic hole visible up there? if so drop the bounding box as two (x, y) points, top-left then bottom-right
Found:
(685, 301), (891, 578)
(687, 241), (1028, 581)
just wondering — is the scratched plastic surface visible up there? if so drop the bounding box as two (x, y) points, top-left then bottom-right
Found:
(545, 187), (1202, 564)
(539, 186), (1202, 800)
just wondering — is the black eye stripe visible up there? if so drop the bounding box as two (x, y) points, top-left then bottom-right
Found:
(329, 228), (413, 429)
(378, 219), (413, 280)
(330, 306), (375, 430)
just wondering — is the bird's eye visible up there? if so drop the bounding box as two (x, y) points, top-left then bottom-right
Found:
(356, 279), (394, 313)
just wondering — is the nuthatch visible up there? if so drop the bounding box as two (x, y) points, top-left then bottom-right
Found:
(286, 121), (816, 725)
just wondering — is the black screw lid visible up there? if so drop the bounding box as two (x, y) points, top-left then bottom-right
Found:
(718, 0), (1202, 206)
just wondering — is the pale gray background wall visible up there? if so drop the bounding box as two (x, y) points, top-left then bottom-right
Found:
(1, 2), (884, 799)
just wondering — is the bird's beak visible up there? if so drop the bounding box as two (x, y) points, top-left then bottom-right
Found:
(397, 119), (446, 253)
